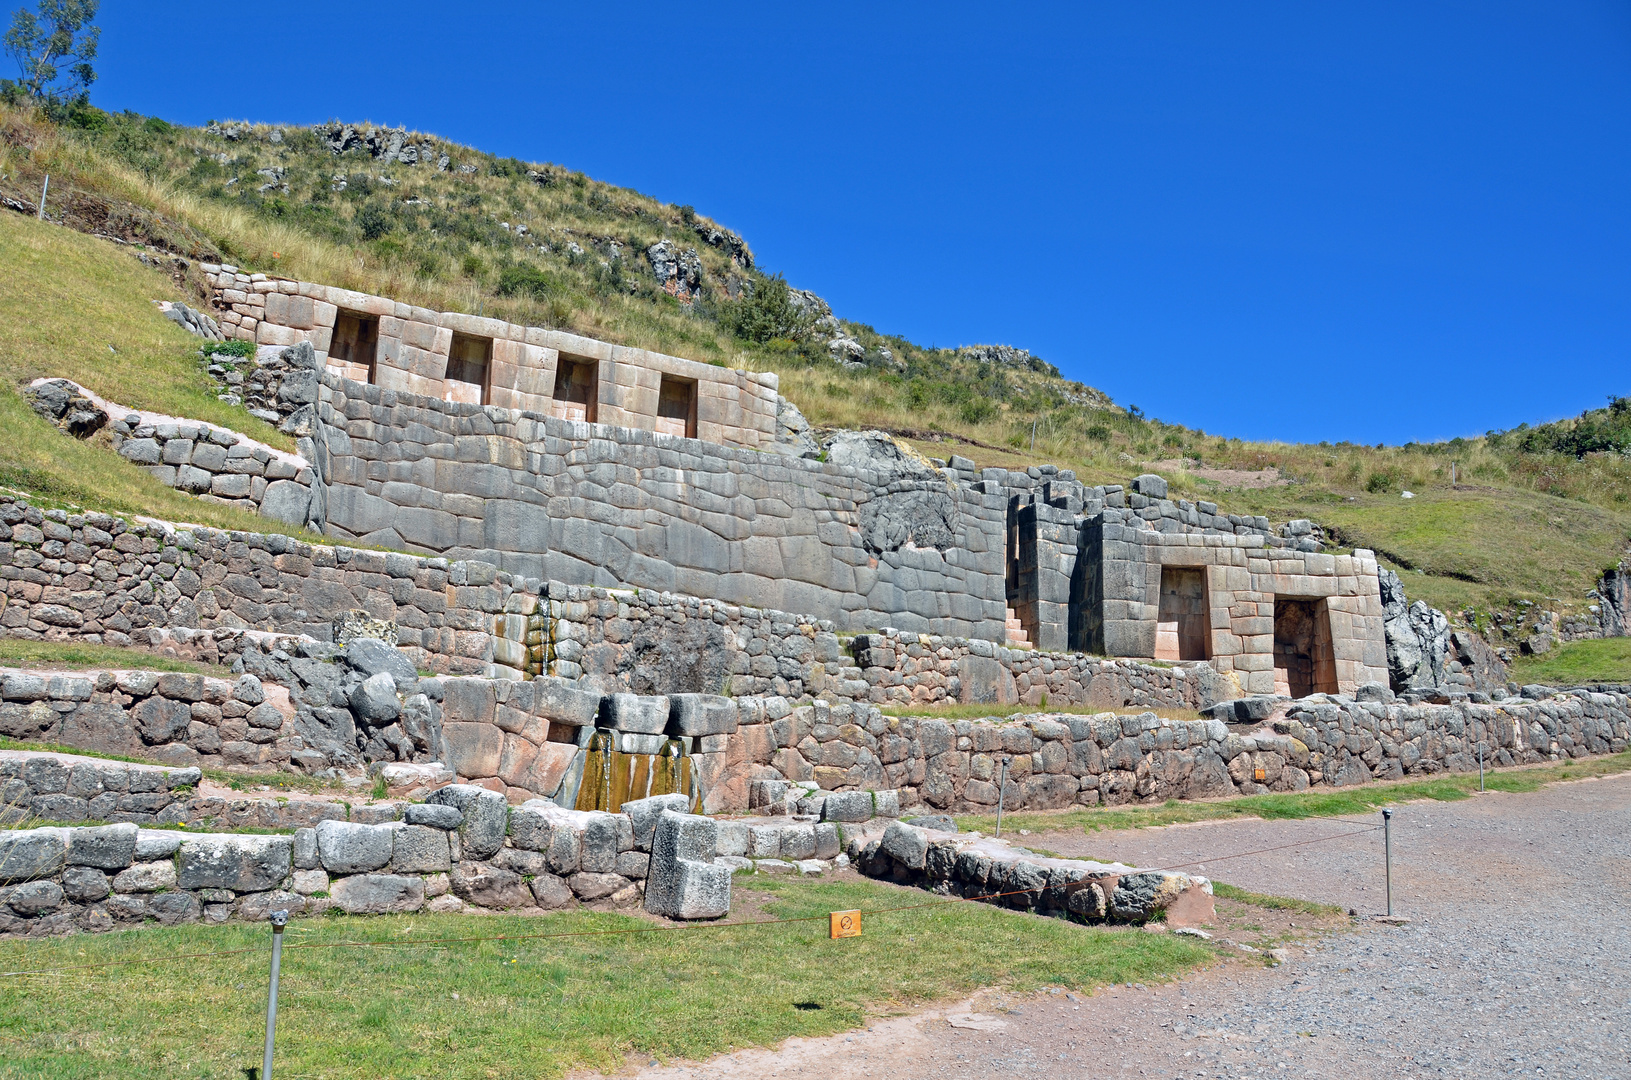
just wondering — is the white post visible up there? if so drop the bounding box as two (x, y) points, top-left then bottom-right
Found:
(37, 174), (49, 220)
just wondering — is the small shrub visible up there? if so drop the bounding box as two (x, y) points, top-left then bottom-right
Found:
(355, 203), (393, 240)
(1364, 469), (1398, 494)
(460, 253), (485, 278)
(718, 274), (812, 345)
(497, 263), (560, 300)
(959, 398), (996, 424)
(1085, 424), (1111, 442)
(203, 340), (255, 360)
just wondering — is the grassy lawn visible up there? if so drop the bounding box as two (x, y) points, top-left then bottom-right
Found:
(1509, 637), (1631, 685)
(0, 638), (224, 674)
(0, 876), (1214, 1080)
(957, 751), (1631, 834)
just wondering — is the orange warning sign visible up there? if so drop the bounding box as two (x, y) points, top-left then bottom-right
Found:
(829, 910), (862, 939)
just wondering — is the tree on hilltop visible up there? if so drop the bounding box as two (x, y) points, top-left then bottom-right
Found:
(4, 0), (99, 104)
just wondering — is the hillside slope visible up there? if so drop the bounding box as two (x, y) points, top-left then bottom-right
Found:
(0, 101), (1626, 640)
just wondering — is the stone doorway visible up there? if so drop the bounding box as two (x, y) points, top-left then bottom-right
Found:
(1155, 566), (1210, 661)
(1273, 597), (1338, 698)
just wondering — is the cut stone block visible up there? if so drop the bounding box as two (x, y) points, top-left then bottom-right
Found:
(603, 693), (670, 734)
(668, 694), (739, 737)
(643, 810), (729, 920)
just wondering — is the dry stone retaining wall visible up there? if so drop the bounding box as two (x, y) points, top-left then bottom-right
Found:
(0, 784), (675, 937)
(1, 752), (201, 827)
(851, 626), (1230, 711)
(754, 687), (1631, 814)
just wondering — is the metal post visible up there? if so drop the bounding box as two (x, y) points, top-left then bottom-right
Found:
(995, 755), (1011, 838)
(37, 174), (49, 220)
(263, 909), (289, 1080)
(1381, 809), (1394, 918)
(1030, 419), (1037, 452)
(1479, 742), (1485, 792)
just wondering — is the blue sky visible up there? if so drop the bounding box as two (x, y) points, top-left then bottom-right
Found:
(85, 2), (1631, 444)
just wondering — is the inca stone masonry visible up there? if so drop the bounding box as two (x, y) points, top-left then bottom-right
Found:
(170, 264), (1392, 698)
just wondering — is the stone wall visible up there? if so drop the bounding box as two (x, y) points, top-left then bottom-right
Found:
(850, 626), (1232, 711)
(756, 686), (1631, 814)
(0, 646), (448, 775)
(111, 414), (317, 525)
(1, 752), (202, 826)
(0, 493), (533, 676)
(0, 784), (670, 937)
(201, 264), (782, 450)
(309, 375), (1011, 641)
(1075, 505), (1388, 696)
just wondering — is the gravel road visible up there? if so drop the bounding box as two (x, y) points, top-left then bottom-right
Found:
(626, 773), (1631, 1080)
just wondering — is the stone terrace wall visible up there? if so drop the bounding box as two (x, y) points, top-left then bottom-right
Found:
(310, 374), (1011, 641)
(752, 687), (1631, 814)
(1, 495), (1208, 718)
(0, 785), (667, 937)
(202, 264), (781, 450)
(850, 626), (1232, 711)
(0, 494), (532, 676)
(1, 752), (202, 826)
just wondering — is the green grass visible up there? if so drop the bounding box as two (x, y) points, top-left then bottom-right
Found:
(956, 751), (1631, 834)
(0, 639), (223, 674)
(1224, 486), (1631, 619)
(1509, 637), (1631, 685)
(0, 210), (311, 529)
(1210, 882), (1343, 917)
(0, 877), (1213, 1079)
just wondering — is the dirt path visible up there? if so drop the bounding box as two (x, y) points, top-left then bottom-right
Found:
(623, 774), (1631, 1079)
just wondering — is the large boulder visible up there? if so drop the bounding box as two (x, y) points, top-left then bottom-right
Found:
(66, 823), (138, 869)
(349, 672), (401, 725)
(1380, 568), (1449, 691)
(0, 829), (66, 884)
(331, 873), (425, 914)
(342, 638), (419, 685)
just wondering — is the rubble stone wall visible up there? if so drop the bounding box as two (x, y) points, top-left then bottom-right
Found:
(1, 752), (202, 826)
(850, 626), (1229, 711)
(755, 687), (1631, 814)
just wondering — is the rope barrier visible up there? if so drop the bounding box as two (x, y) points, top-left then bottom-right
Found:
(0, 821), (1385, 979)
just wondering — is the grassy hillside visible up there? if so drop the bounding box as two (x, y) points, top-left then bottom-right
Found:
(0, 101), (1627, 634)
(0, 208), (302, 532)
